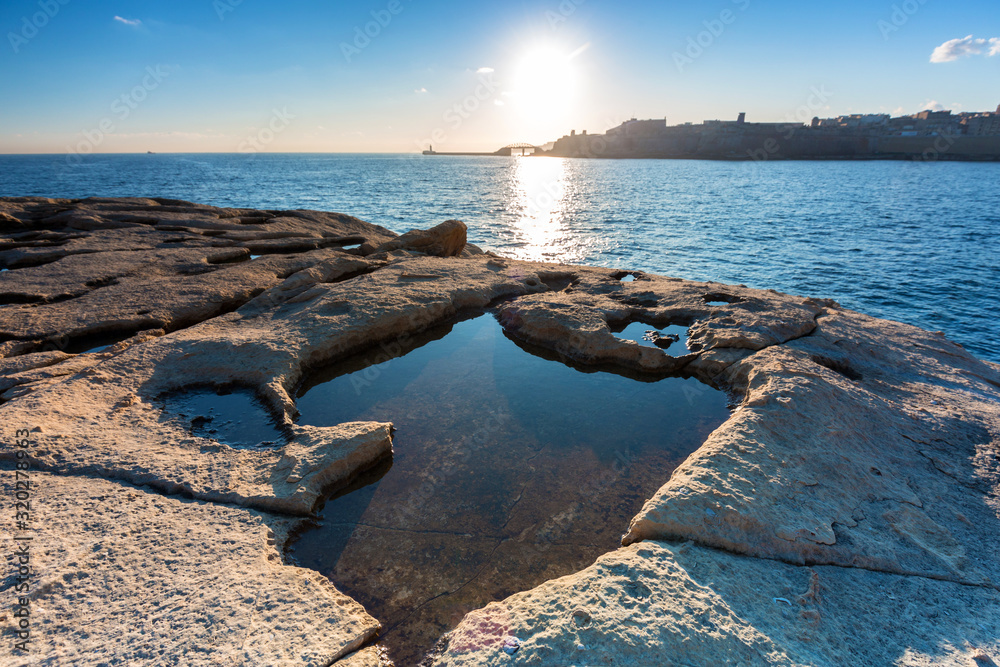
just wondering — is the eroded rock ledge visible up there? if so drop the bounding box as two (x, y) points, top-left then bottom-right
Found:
(1, 197), (998, 666)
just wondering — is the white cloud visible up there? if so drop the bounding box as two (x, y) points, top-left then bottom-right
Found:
(414, 87), (428, 94)
(922, 100), (945, 112)
(114, 16), (142, 26)
(930, 35), (1000, 63)
(476, 67), (494, 74)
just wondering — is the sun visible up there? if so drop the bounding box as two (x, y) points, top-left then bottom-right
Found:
(508, 45), (581, 141)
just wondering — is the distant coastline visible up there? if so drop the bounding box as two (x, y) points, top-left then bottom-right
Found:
(425, 107), (1000, 161)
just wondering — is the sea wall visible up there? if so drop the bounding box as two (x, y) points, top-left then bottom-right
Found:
(547, 127), (1000, 160)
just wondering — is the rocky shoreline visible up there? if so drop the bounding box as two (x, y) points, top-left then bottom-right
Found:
(1, 197), (998, 666)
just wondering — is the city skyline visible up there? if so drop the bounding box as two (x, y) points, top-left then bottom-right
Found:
(1, 0), (998, 154)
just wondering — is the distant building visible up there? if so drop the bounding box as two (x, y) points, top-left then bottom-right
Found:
(960, 111), (1000, 137)
(913, 110), (952, 121)
(542, 106), (1000, 160)
(703, 113), (799, 133)
(606, 118), (668, 138)
(809, 108), (1000, 137)
(818, 114), (889, 129)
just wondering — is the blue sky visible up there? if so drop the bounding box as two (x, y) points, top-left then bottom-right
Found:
(1, 0), (997, 153)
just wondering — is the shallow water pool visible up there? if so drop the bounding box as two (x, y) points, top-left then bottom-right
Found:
(159, 387), (286, 449)
(288, 313), (730, 664)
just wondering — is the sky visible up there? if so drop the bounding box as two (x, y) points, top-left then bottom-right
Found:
(0, 0), (998, 154)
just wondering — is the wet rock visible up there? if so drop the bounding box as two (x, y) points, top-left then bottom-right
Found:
(496, 273), (820, 376)
(645, 330), (680, 349)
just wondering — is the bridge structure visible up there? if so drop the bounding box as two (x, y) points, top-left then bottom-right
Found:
(421, 142), (541, 157)
(499, 142), (539, 156)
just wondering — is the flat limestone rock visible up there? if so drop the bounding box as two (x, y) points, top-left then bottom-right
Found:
(2, 197), (999, 666)
(624, 307), (1000, 588)
(0, 468), (379, 667)
(0, 351), (70, 376)
(430, 541), (1000, 666)
(436, 277), (1000, 665)
(0, 255), (812, 514)
(0, 197), (398, 348)
(336, 647), (387, 666)
(496, 272), (823, 375)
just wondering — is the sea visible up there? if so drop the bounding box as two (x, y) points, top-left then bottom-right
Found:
(2, 153), (998, 363)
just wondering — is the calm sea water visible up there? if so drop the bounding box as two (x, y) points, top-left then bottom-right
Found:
(2, 153), (998, 362)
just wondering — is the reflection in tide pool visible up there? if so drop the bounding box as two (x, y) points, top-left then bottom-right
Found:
(289, 313), (730, 665)
(612, 321), (691, 354)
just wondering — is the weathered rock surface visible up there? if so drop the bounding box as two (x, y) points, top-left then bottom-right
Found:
(370, 219), (469, 258)
(0, 467), (379, 667)
(433, 541), (999, 666)
(1, 197), (998, 667)
(624, 306), (1000, 588)
(0, 197), (397, 350)
(426, 273), (1000, 665)
(337, 647), (388, 666)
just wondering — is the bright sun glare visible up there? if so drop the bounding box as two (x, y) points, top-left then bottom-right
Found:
(507, 156), (588, 263)
(510, 45), (581, 141)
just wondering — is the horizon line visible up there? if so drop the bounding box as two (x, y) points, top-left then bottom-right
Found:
(0, 150), (453, 156)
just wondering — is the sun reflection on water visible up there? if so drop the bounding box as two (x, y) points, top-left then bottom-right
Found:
(504, 157), (582, 263)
